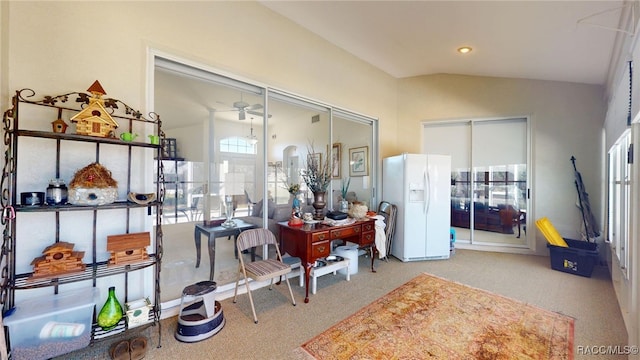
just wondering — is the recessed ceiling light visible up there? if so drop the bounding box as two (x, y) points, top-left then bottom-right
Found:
(457, 46), (472, 54)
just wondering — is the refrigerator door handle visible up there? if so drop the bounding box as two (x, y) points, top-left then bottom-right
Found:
(424, 169), (430, 214)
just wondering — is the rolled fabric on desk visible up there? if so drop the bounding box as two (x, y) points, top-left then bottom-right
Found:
(370, 215), (387, 259)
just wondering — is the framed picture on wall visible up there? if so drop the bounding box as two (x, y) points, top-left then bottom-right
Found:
(332, 143), (341, 179)
(308, 153), (322, 169)
(349, 146), (368, 177)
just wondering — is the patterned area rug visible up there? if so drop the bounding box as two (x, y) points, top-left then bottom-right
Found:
(295, 273), (574, 359)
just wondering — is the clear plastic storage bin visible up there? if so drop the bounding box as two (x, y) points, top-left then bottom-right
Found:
(3, 288), (97, 360)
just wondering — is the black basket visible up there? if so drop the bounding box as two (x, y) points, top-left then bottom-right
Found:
(547, 238), (598, 277)
(326, 211), (347, 220)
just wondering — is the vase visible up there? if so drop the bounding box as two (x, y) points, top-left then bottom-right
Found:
(339, 200), (349, 213)
(97, 286), (123, 331)
(312, 191), (326, 220)
(221, 195), (236, 228)
(291, 193), (301, 218)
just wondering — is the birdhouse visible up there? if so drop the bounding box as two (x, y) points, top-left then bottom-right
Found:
(51, 118), (69, 133)
(29, 241), (86, 280)
(107, 232), (150, 266)
(70, 80), (119, 137)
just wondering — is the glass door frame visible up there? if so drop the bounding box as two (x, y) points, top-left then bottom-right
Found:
(147, 49), (379, 310)
(423, 116), (532, 250)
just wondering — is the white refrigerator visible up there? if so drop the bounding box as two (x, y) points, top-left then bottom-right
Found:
(383, 153), (451, 262)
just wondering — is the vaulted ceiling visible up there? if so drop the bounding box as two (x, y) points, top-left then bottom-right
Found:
(261, 1), (631, 86)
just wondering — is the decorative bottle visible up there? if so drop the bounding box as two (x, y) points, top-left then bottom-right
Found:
(45, 178), (68, 205)
(97, 286), (123, 331)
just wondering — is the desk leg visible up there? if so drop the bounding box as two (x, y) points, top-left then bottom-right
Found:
(304, 263), (313, 303)
(208, 234), (216, 281)
(370, 245), (377, 273)
(194, 227), (202, 268)
(234, 232), (239, 259)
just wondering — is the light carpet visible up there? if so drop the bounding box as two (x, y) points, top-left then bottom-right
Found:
(295, 272), (574, 360)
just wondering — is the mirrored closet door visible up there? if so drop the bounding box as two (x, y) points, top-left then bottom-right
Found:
(152, 56), (378, 306)
(424, 117), (529, 248)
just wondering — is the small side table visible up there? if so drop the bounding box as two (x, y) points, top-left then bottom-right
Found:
(194, 219), (256, 281)
(308, 259), (350, 295)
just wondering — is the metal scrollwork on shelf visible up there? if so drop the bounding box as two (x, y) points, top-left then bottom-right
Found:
(14, 88), (161, 124)
(0, 99), (15, 309)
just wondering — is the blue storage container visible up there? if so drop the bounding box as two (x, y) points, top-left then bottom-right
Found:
(547, 238), (598, 277)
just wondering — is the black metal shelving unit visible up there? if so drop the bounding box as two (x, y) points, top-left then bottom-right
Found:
(0, 87), (166, 356)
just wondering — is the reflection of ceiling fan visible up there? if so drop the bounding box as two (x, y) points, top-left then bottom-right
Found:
(219, 94), (265, 120)
(231, 100), (264, 120)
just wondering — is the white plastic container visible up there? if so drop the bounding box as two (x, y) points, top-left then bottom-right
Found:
(3, 288), (97, 360)
(125, 297), (153, 328)
(334, 245), (359, 275)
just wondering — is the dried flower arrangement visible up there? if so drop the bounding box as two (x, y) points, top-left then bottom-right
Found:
(301, 143), (334, 193)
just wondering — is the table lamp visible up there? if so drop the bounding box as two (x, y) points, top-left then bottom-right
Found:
(222, 172), (244, 228)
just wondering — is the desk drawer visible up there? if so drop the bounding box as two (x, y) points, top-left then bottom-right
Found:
(362, 222), (374, 233)
(361, 231), (375, 246)
(311, 240), (331, 258)
(312, 231), (330, 242)
(330, 226), (360, 240)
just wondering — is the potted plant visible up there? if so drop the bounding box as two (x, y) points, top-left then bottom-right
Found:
(301, 143), (334, 219)
(339, 177), (351, 212)
(285, 181), (301, 217)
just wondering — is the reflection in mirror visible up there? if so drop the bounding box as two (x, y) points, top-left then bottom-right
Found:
(152, 58), (377, 307)
(154, 60), (265, 303)
(332, 112), (375, 211)
(267, 93), (331, 211)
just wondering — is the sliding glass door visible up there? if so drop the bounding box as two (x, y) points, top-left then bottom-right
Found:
(152, 55), (378, 306)
(266, 92), (331, 209)
(154, 59), (266, 302)
(424, 117), (529, 247)
(333, 110), (376, 211)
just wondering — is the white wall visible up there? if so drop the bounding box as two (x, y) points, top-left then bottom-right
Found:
(604, 1), (640, 352)
(3, 1), (397, 137)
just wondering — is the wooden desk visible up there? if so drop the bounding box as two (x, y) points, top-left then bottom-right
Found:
(278, 218), (376, 303)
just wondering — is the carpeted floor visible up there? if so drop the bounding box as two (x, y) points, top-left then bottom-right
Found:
(296, 273), (574, 359)
(55, 249), (626, 360)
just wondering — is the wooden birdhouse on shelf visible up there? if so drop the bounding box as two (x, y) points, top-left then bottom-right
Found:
(29, 241), (86, 280)
(107, 232), (150, 266)
(51, 118), (69, 133)
(70, 80), (119, 138)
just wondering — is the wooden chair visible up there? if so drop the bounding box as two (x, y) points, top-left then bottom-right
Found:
(233, 228), (296, 323)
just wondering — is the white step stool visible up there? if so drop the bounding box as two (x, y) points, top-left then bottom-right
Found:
(307, 258), (350, 294)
